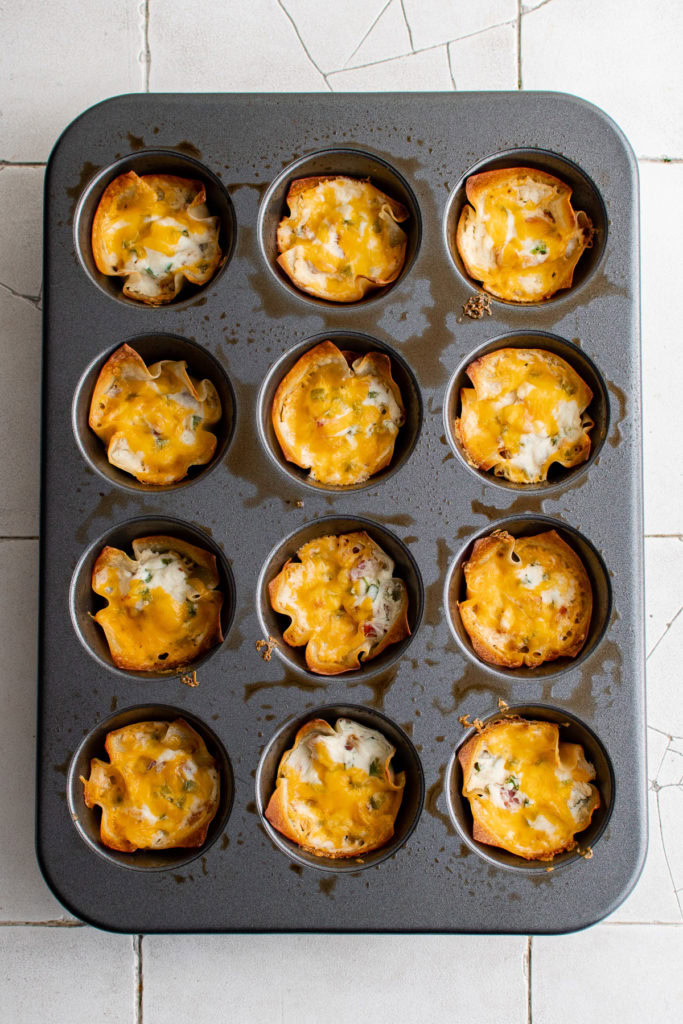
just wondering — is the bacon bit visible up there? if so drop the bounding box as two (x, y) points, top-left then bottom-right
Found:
(497, 697), (510, 711)
(255, 635), (279, 662)
(461, 292), (492, 320)
(180, 671), (199, 688)
(458, 714), (471, 728)
(362, 623), (377, 637)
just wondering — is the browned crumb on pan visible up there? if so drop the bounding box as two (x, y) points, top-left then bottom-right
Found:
(472, 717), (484, 734)
(295, 500), (304, 508)
(461, 292), (492, 320)
(180, 670), (199, 688)
(497, 697), (510, 711)
(545, 865), (554, 873)
(256, 635), (280, 661)
(458, 714), (471, 728)
(578, 846), (594, 860)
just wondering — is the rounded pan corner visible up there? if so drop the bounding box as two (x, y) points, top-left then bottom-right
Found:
(46, 93), (145, 176)
(536, 90), (640, 182)
(33, 831), (124, 934)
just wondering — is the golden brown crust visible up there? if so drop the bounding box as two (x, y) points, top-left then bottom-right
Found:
(454, 348), (594, 483)
(81, 718), (219, 852)
(265, 718), (405, 858)
(88, 343), (221, 485)
(268, 531), (410, 675)
(458, 530), (592, 669)
(92, 171), (222, 305)
(271, 340), (405, 486)
(456, 167), (593, 303)
(458, 716), (600, 860)
(276, 175), (409, 302)
(91, 536), (223, 672)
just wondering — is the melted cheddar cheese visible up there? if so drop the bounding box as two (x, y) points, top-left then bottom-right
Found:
(269, 532), (409, 675)
(456, 348), (593, 483)
(92, 537), (223, 672)
(458, 530), (592, 669)
(277, 177), (408, 302)
(89, 344), (222, 486)
(272, 340), (405, 486)
(461, 718), (599, 860)
(81, 719), (220, 852)
(92, 172), (221, 304)
(266, 718), (405, 857)
(456, 168), (592, 302)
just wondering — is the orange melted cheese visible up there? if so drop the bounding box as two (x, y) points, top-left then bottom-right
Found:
(81, 719), (220, 852)
(457, 348), (592, 483)
(457, 170), (591, 302)
(89, 345), (221, 486)
(269, 532), (407, 674)
(458, 531), (591, 668)
(462, 719), (598, 859)
(92, 173), (221, 303)
(277, 178), (407, 300)
(275, 347), (404, 486)
(93, 542), (222, 672)
(272, 718), (404, 855)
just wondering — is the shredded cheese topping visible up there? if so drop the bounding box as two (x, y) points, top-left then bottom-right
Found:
(462, 718), (598, 859)
(89, 345), (222, 486)
(458, 530), (591, 668)
(277, 177), (408, 301)
(456, 348), (593, 483)
(274, 342), (405, 486)
(272, 718), (404, 854)
(269, 532), (408, 674)
(81, 719), (220, 852)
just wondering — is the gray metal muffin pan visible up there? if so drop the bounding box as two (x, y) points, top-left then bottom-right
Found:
(37, 93), (645, 934)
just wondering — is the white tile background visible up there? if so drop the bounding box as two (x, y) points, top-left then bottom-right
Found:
(1, 1), (681, 1021)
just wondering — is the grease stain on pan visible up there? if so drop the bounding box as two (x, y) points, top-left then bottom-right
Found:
(424, 538), (452, 627)
(242, 678), (326, 702)
(66, 162), (101, 225)
(127, 132), (145, 151)
(570, 636), (623, 718)
(319, 876), (337, 897)
(432, 663), (507, 715)
(346, 666), (399, 710)
(425, 762), (457, 837)
(607, 381), (627, 448)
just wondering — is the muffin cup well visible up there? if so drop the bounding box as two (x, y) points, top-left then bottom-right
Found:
(67, 703), (234, 871)
(443, 331), (610, 494)
(69, 516), (235, 680)
(255, 702), (425, 872)
(73, 150), (236, 308)
(258, 330), (423, 492)
(257, 515), (423, 680)
(72, 333), (236, 493)
(444, 514), (612, 680)
(443, 147), (607, 306)
(257, 147), (422, 308)
(446, 702), (615, 873)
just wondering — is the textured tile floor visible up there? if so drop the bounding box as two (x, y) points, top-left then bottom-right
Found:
(1, 1), (681, 1021)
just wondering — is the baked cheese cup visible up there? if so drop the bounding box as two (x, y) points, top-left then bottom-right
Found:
(444, 148), (607, 305)
(443, 332), (609, 493)
(256, 704), (424, 872)
(447, 704), (614, 873)
(68, 704), (233, 870)
(70, 517), (235, 679)
(74, 151), (235, 307)
(258, 515), (423, 678)
(271, 339), (405, 487)
(259, 331), (422, 492)
(444, 515), (611, 679)
(259, 148), (421, 306)
(73, 334), (235, 493)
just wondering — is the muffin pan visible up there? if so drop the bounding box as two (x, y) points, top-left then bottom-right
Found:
(38, 92), (644, 933)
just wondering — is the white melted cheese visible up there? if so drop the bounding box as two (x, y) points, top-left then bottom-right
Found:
(509, 431), (557, 477)
(516, 563), (545, 588)
(131, 549), (191, 605)
(287, 718), (395, 785)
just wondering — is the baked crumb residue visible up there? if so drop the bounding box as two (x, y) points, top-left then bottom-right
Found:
(181, 671), (199, 688)
(461, 292), (493, 320)
(256, 635), (280, 661)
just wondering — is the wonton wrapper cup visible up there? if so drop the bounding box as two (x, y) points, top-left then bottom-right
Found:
(256, 703), (424, 872)
(446, 703), (614, 875)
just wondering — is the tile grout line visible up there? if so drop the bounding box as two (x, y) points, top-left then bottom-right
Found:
(134, 934), (144, 1023)
(517, 0), (522, 89)
(142, 0), (151, 92)
(0, 920), (84, 927)
(525, 935), (532, 1024)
